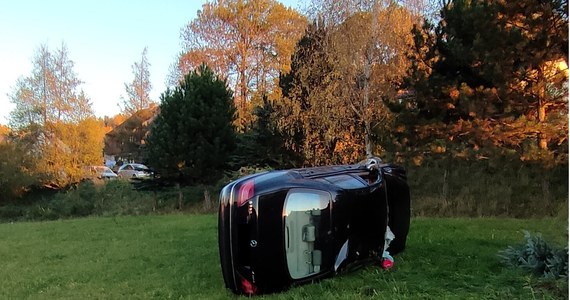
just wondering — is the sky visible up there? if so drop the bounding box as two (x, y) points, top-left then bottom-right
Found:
(0, 0), (304, 125)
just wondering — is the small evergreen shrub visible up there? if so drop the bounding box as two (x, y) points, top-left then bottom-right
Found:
(46, 182), (97, 218)
(499, 231), (568, 279)
(0, 204), (24, 221)
(27, 204), (58, 221)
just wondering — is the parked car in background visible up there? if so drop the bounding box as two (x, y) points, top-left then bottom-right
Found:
(117, 163), (152, 178)
(218, 157), (411, 295)
(83, 166), (118, 180)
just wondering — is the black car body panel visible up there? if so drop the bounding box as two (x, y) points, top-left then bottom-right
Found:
(218, 158), (410, 295)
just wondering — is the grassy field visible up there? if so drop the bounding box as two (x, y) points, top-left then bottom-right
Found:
(0, 215), (566, 299)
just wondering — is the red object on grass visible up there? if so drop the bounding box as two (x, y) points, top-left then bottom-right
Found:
(381, 259), (394, 270)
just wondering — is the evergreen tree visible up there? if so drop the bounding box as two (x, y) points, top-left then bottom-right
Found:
(145, 64), (236, 184)
(233, 95), (295, 168)
(404, 0), (568, 162)
(0, 142), (37, 203)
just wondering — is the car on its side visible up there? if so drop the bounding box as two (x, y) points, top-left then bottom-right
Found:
(117, 163), (152, 178)
(218, 157), (411, 295)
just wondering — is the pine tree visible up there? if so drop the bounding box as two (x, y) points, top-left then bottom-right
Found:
(404, 0), (568, 162)
(233, 95), (294, 168)
(145, 64), (236, 184)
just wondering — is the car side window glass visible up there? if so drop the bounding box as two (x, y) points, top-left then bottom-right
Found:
(284, 189), (331, 279)
(323, 174), (367, 189)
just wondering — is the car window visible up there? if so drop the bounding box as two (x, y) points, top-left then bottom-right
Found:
(322, 174), (367, 189)
(284, 189), (331, 279)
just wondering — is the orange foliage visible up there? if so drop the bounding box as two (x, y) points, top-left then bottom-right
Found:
(0, 124), (9, 143)
(333, 132), (365, 164)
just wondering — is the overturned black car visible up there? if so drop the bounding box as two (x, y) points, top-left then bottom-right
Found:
(218, 157), (411, 295)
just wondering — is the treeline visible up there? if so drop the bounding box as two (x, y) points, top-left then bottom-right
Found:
(170, 0), (568, 168)
(0, 0), (568, 217)
(1, 41), (155, 200)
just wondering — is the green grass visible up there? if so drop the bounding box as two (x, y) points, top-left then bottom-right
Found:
(0, 215), (567, 299)
(0, 215), (226, 299)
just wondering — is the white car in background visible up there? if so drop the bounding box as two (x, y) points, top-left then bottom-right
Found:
(117, 163), (152, 178)
(83, 166), (118, 180)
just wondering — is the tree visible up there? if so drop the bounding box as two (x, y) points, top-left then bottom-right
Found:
(404, 0), (568, 163)
(233, 95), (295, 168)
(8, 43), (102, 188)
(276, 1), (418, 165)
(0, 125), (9, 143)
(145, 64), (236, 185)
(497, 0), (568, 151)
(326, 1), (417, 156)
(9, 43), (93, 129)
(36, 118), (106, 187)
(120, 47), (154, 116)
(277, 22), (355, 166)
(178, 0), (307, 129)
(0, 142), (37, 203)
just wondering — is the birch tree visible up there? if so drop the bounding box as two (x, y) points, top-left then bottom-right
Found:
(304, 0), (417, 158)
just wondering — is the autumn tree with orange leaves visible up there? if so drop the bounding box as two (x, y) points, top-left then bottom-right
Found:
(178, 0), (307, 130)
(277, 0), (419, 165)
(7, 43), (105, 188)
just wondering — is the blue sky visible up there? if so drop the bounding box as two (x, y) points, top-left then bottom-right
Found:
(0, 0), (304, 125)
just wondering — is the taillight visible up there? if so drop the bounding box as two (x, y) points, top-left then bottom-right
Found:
(237, 179), (254, 207)
(240, 277), (258, 295)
